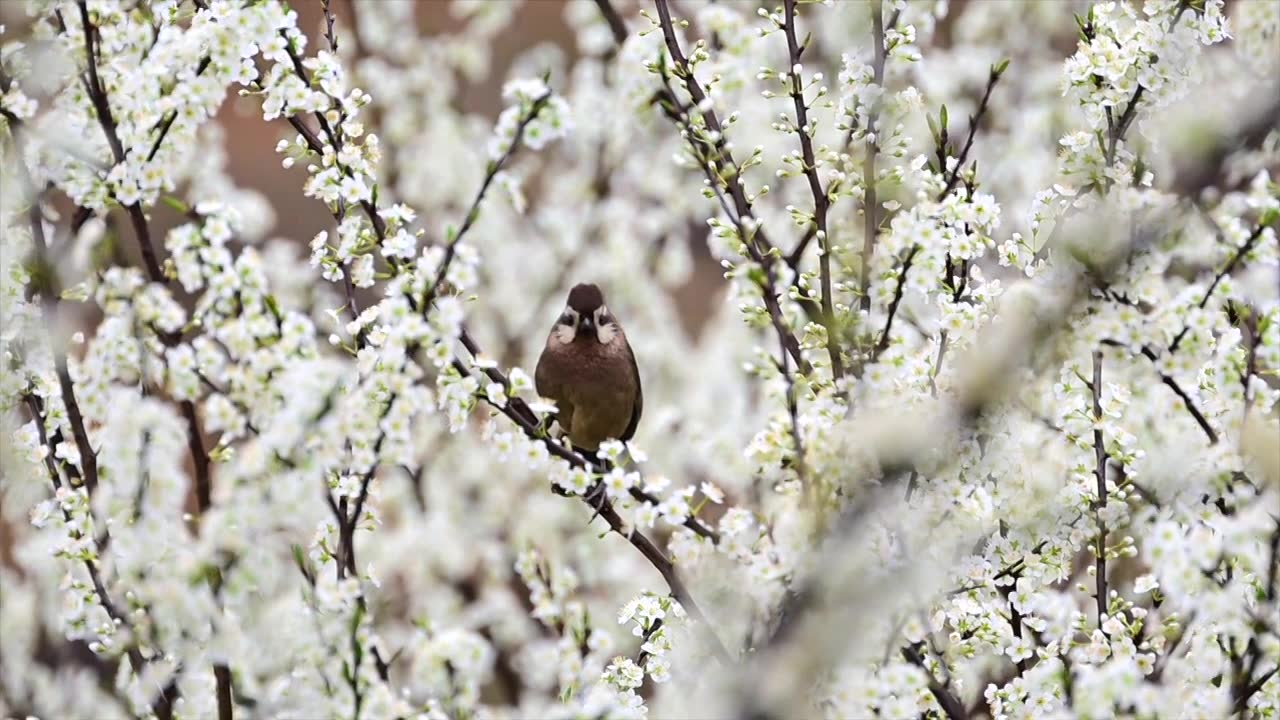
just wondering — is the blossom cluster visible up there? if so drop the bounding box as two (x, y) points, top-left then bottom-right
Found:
(1, 0), (1277, 719)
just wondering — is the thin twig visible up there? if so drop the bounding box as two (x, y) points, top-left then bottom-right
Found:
(1138, 346), (1219, 445)
(1168, 222), (1267, 352)
(858, 0), (886, 314)
(940, 63), (1004, 199)
(421, 92), (553, 311)
(871, 246), (918, 361)
(782, 0), (844, 380)
(1091, 350), (1108, 625)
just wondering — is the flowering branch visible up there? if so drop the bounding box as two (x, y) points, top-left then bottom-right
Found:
(1090, 350), (1109, 625)
(940, 61), (1006, 200)
(857, 0), (886, 314)
(421, 90), (554, 311)
(781, 0), (845, 380)
(901, 644), (966, 720)
(1168, 221), (1269, 352)
(870, 245), (917, 362)
(6, 41), (194, 714)
(651, 0), (810, 377)
(75, 1), (164, 282)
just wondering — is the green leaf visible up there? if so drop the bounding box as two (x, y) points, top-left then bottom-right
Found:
(940, 104), (949, 131)
(161, 195), (190, 214)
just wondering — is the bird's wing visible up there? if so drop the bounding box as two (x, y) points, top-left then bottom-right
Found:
(621, 340), (643, 442)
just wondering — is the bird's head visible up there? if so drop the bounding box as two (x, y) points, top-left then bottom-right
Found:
(555, 283), (617, 345)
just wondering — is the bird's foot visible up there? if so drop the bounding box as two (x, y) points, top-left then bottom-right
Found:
(584, 481), (609, 526)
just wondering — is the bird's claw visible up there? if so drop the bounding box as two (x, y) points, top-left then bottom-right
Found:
(584, 481), (608, 526)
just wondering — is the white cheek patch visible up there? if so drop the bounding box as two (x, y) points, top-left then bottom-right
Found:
(554, 324), (576, 344)
(596, 322), (616, 344)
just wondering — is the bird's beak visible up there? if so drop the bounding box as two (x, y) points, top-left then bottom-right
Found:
(577, 315), (595, 339)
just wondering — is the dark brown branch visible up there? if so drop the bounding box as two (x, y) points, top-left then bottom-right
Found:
(591, 0), (629, 46)
(785, 226), (817, 268)
(1137, 346), (1219, 444)
(858, 0), (885, 314)
(1168, 222), (1267, 352)
(780, 330), (808, 489)
(1091, 350), (1108, 625)
(1102, 2), (1190, 174)
(321, 0), (338, 53)
(941, 63), (1004, 199)
(421, 91), (553, 311)
(56, 358), (100, 495)
(214, 664), (233, 720)
(181, 400), (212, 513)
(782, 0), (844, 380)
(7, 57), (174, 712)
(871, 245), (919, 362)
(651, 0), (810, 376)
(273, 38), (386, 241)
(1234, 665), (1278, 714)
(146, 57), (211, 163)
(1104, 86), (1144, 168)
(24, 390), (161, 714)
(77, 1), (164, 282)
(901, 644), (966, 720)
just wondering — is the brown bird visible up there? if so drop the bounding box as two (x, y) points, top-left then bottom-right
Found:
(535, 283), (642, 454)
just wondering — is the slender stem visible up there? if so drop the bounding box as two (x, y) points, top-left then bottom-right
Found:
(941, 65), (1003, 199)
(1169, 222), (1266, 352)
(421, 92), (553, 311)
(146, 57), (211, 163)
(321, 0), (338, 53)
(781, 331), (808, 490)
(56, 358), (100, 495)
(78, 1), (164, 282)
(782, 0), (844, 380)
(1091, 350), (1108, 625)
(1102, 2), (1188, 173)
(1137, 347), (1219, 445)
(858, 0), (885, 314)
(872, 245), (918, 361)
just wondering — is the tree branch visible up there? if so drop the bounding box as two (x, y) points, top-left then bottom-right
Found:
(782, 0), (844, 380)
(1091, 350), (1109, 625)
(858, 0), (886, 314)
(901, 644), (966, 720)
(651, 0), (810, 376)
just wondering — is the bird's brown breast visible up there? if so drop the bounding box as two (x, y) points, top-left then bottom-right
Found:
(535, 335), (638, 451)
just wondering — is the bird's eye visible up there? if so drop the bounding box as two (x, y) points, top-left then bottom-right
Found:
(599, 313), (613, 326)
(559, 313), (573, 325)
